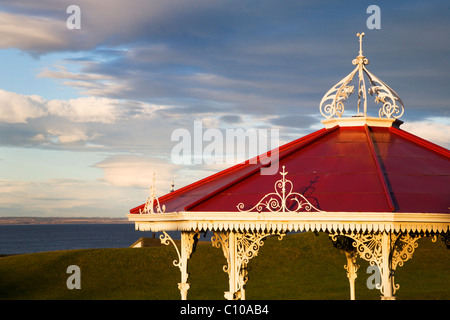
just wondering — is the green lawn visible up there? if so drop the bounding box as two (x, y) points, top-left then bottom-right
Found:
(0, 232), (449, 300)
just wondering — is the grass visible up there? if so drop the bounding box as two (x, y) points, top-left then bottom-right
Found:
(0, 232), (449, 300)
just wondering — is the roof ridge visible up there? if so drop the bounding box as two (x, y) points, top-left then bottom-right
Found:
(389, 126), (450, 158)
(364, 125), (396, 212)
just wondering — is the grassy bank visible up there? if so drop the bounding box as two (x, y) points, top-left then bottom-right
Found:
(0, 232), (449, 300)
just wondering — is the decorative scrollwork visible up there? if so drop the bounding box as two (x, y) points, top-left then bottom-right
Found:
(211, 232), (230, 273)
(330, 231), (423, 296)
(391, 233), (421, 270)
(140, 173), (165, 214)
(237, 166), (322, 213)
(160, 231), (182, 268)
(319, 32), (405, 120)
(365, 67), (404, 119)
(329, 234), (357, 253)
(160, 231), (199, 270)
(319, 68), (356, 119)
(213, 230), (285, 299)
(234, 231), (285, 293)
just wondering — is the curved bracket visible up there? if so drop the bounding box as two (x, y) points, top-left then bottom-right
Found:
(213, 230), (285, 300)
(330, 231), (423, 298)
(160, 231), (199, 300)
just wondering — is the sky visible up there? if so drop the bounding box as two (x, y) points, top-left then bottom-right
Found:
(0, 0), (449, 218)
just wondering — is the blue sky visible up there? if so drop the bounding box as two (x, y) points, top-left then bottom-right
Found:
(0, 0), (449, 217)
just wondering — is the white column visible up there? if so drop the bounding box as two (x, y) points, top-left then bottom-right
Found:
(218, 230), (285, 300)
(178, 231), (199, 300)
(160, 231), (198, 300)
(178, 232), (190, 300)
(381, 232), (395, 300)
(344, 251), (358, 300)
(224, 231), (238, 300)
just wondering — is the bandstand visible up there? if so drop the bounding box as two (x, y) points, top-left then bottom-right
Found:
(127, 33), (450, 300)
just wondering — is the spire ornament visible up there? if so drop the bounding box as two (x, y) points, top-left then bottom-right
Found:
(140, 173), (165, 214)
(319, 33), (404, 120)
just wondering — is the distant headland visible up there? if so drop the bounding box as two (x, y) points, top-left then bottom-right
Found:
(0, 217), (132, 225)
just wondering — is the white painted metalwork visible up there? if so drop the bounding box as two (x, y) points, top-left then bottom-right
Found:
(139, 173), (165, 214)
(329, 231), (425, 299)
(212, 230), (285, 300)
(319, 32), (404, 119)
(237, 166), (322, 213)
(160, 231), (199, 300)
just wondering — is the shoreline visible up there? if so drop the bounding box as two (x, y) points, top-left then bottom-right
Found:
(0, 217), (132, 225)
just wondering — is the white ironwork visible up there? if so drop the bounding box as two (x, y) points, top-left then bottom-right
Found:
(237, 166), (322, 213)
(160, 231), (199, 300)
(212, 230), (285, 300)
(140, 173), (165, 214)
(329, 231), (424, 299)
(329, 234), (360, 300)
(320, 32), (404, 119)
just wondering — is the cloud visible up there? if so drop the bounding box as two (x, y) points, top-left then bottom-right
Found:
(0, 11), (68, 54)
(4, 0), (447, 127)
(93, 153), (221, 196)
(0, 89), (124, 124)
(0, 89), (47, 123)
(46, 97), (121, 124)
(38, 65), (113, 81)
(0, 178), (142, 217)
(401, 118), (450, 149)
(0, 89), (178, 153)
(0, 0), (253, 54)
(94, 154), (177, 189)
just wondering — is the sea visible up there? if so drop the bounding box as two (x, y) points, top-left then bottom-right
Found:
(0, 224), (182, 255)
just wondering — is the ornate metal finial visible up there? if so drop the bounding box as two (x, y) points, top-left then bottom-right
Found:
(319, 33), (404, 120)
(236, 166), (322, 213)
(357, 32), (365, 57)
(140, 173), (166, 214)
(170, 180), (175, 192)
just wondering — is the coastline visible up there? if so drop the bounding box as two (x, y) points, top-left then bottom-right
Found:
(0, 217), (132, 225)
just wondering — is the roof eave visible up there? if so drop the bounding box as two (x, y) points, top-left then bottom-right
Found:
(127, 211), (450, 234)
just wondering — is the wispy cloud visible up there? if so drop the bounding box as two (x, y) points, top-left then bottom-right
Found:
(402, 118), (450, 149)
(0, 0), (448, 217)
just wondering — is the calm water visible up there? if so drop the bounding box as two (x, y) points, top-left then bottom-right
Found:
(0, 224), (180, 255)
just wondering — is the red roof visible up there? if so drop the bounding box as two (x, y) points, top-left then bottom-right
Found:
(130, 122), (450, 214)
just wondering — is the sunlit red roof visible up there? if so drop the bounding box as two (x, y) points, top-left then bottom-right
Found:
(130, 121), (450, 215)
